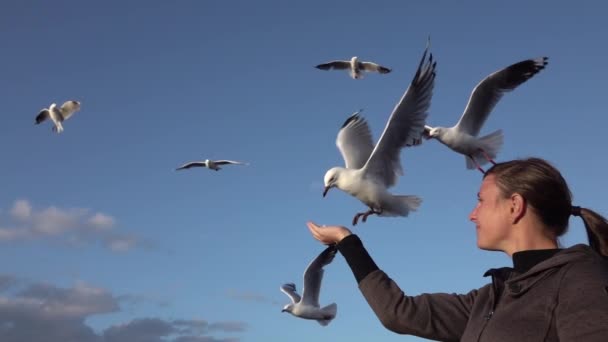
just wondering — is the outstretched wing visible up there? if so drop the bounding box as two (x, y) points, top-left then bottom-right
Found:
(360, 61), (391, 74)
(301, 245), (337, 307)
(336, 110), (374, 169)
(315, 61), (350, 71)
(454, 57), (548, 136)
(175, 161), (206, 170)
(35, 110), (50, 124)
(214, 160), (248, 166)
(280, 283), (301, 304)
(59, 100), (80, 121)
(362, 39), (436, 188)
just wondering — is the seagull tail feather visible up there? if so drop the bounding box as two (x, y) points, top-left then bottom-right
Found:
(465, 129), (504, 169)
(316, 303), (337, 326)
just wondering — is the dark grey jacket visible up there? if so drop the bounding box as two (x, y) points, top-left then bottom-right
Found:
(339, 236), (608, 341)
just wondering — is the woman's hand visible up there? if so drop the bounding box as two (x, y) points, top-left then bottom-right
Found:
(306, 221), (352, 245)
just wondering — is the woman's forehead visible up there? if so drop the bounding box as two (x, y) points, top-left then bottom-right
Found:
(479, 175), (498, 195)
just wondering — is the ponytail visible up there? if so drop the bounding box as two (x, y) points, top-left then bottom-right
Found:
(572, 206), (608, 256)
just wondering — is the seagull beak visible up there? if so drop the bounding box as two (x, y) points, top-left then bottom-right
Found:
(323, 186), (330, 197)
(281, 309), (286, 313)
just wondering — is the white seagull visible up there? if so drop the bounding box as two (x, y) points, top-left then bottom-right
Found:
(175, 159), (249, 171)
(315, 56), (391, 79)
(35, 100), (81, 133)
(322, 40), (436, 225)
(419, 57), (548, 173)
(280, 245), (338, 326)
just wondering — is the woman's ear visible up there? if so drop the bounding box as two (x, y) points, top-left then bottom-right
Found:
(510, 193), (526, 224)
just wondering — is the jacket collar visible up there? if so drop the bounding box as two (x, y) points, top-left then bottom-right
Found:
(483, 244), (600, 296)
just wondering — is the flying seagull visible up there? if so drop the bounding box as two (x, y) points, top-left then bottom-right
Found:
(417, 57), (548, 173)
(315, 56), (391, 79)
(35, 100), (81, 133)
(280, 245), (338, 326)
(322, 39), (436, 225)
(175, 159), (248, 171)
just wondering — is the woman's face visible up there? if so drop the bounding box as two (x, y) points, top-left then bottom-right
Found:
(469, 175), (513, 252)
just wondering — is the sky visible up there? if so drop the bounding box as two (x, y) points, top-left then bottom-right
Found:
(1, 0), (607, 341)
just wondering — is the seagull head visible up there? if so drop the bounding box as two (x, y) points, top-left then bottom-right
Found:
(426, 126), (444, 140)
(281, 304), (294, 313)
(323, 167), (343, 197)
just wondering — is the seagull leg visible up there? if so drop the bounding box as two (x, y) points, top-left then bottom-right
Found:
(468, 155), (486, 174)
(362, 209), (381, 223)
(353, 208), (381, 225)
(352, 212), (365, 226)
(479, 149), (497, 165)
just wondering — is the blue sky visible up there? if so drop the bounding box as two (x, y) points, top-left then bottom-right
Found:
(1, 0), (607, 341)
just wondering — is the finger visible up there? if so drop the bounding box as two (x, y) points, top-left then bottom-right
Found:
(306, 224), (318, 235)
(306, 221), (320, 230)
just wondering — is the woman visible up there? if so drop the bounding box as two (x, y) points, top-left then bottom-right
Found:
(307, 157), (608, 341)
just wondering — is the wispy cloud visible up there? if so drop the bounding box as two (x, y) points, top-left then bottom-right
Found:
(0, 274), (246, 342)
(0, 199), (148, 253)
(226, 289), (281, 306)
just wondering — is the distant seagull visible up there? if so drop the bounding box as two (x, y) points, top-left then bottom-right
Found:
(322, 39), (436, 225)
(281, 245), (338, 326)
(175, 159), (248, 171)
(418, 57), (548, 173)
(315, 56), (391, 79)
(35, 100), (81, 133)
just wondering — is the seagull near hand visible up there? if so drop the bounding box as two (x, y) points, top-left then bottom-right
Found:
(175, 159), (249, 171)
(419, 57), (548, 173)
(322, 39), (436, 226)
(35, 100), (81, 133)
(280, 245), (338, 326)
(315, 56), (391, 79)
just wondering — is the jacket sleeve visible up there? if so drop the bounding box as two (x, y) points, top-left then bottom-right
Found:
(556, 258), (608, 341)
(337, 235), (479, 341)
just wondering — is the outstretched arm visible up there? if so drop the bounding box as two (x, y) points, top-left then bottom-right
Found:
(307, 222), (478, 341)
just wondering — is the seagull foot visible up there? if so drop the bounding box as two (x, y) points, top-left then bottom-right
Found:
(362, 209), (381, 223)
(352, 213), (364, 226)
(352, 209), (380, 226)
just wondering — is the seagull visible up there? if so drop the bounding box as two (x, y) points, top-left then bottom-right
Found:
(175, 159), (248, 171)
(322, 39), (436, 226)
(315, 56), (391, 79)
(35, 100), (81, 133)
(280, 245), (338, 326)
(418, 57), (548, 173)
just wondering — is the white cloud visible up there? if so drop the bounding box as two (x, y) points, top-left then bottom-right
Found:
(10, 200), (31, 221)
(0, 199), (142, 253)
(88, 213), (115, 231)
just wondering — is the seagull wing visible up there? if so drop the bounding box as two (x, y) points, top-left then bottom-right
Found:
(59, 101), (80, 121)
(315, 61), (350, 71)
(280, 283), (301, 304)
(362, 40), (436, 188)
(454, 57), (548, 136)
(336, 110), (374, 169)
(301, 245), (337, 307)
(175, 161), (206, 170)
(360, 61), (391, 74)
(214, 160), (248, 166)
(35, 109), (50, 124)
